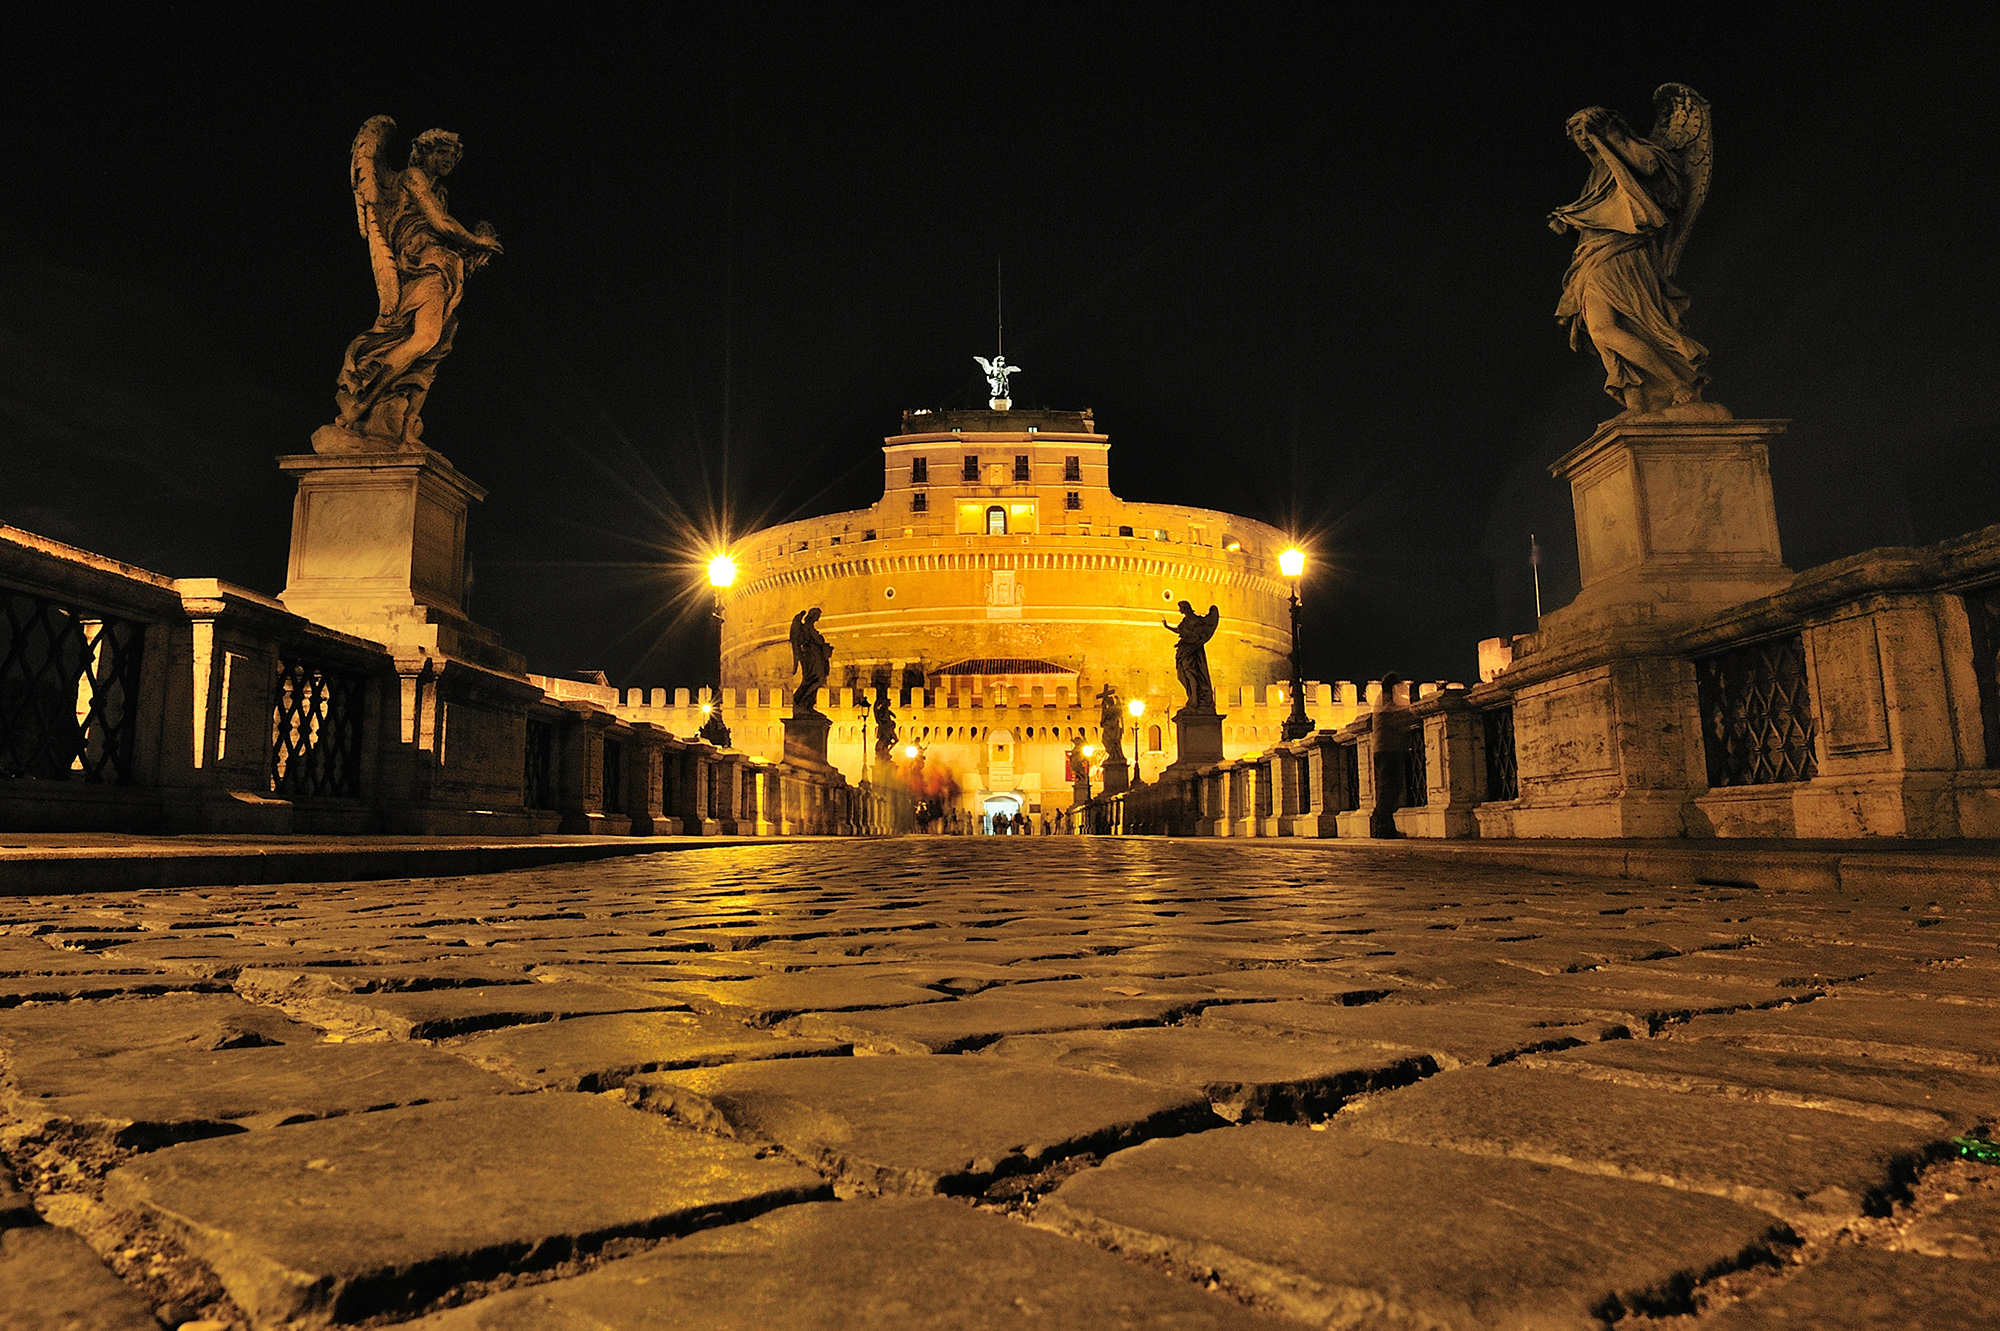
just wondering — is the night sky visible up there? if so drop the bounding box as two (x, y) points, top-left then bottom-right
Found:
(5, 11), (1994, 690)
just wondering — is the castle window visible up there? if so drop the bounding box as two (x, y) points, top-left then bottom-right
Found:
(986, 506), (1008, 535)
(1063, 455), (1081, 481)
(1013, 455), (1030, 481)
(911, 457), (927, 483)
(962, 455), (980, 481)
(1154, 529), (1169, 542)
(1148, 725), (1162, 753)
(911, 493), (927, 512)
(1118, 525), (1134, 537)
(1065, 491), (1081, 510)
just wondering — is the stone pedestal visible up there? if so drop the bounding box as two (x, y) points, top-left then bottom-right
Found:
(278, 446), (519, 669)
(1550, 418), (1792, 624)
(276, 442), (551, 835)
(783, 712), (832, 770)
(1099, 754), (1130, 796)
(1171, 707), (1225, 769)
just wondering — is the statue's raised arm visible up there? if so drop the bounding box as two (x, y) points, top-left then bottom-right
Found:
(1166, 601), (1220, 714)
(317, 117), (504, 454)
(1550, 84), (1721, 421)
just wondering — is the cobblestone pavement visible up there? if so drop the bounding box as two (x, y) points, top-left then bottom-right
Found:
(1, 839), (1995, 1330)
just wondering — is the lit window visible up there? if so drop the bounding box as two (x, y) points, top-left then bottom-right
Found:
(986, 506), (1007, 535)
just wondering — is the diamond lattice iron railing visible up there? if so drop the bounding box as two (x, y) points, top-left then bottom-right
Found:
(270, 657), (364, 799)
(1404, 730), (1429, 808)
(1696, 634), (1818, 787)
(0, 588), (145, 784)
(1482, 705), (1519, 802)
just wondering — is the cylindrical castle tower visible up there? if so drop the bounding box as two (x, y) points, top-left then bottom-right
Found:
(721, 407), (1294, 706)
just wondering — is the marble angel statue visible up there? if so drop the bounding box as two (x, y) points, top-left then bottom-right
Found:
(320, 116), (504, 451)
(974, 355), (1020, 403)
(1549, 84), (1719, 419)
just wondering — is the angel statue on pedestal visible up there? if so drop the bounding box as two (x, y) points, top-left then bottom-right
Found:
(789, 608), (833, 715)
(317, 116), (504, 453)
(974, 355), (1020, 409)
(1549, 84), (1721, 420)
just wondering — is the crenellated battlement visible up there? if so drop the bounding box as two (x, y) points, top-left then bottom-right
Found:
(533, 674), (1464, 810)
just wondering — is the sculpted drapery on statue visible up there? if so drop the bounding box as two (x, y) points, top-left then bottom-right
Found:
(318, 117), (504, 453)
(1549, 85), (1719, 419)
(1164, 601), (1221, 713)
(789, 608), (832, 714)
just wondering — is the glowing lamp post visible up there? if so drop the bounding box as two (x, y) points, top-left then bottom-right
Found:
(1278, 546), (1313, 742)
(700, 552), (737, 747)
(1128, 697), (1147, 785)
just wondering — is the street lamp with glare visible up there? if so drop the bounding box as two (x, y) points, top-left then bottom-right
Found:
(1127, 697), (1147, 784)
(699, 552), (738, 747)
(1279, 546), (1312, 741)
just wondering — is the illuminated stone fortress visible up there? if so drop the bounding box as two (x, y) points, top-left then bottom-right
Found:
(606, 404), (1370, 819)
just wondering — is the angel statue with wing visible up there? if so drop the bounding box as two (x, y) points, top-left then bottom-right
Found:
(789, 607), (833, 715)
(974, 355), (1020, 407)
(319, 116), (504, 452)
(1549, 85), (1719, 419)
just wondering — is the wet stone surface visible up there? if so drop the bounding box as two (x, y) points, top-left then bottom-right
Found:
(0, 838), (1995, 1329)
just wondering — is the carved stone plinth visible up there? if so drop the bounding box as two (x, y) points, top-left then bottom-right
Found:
(783, 712), (832, 770)
(1548, 418), (1792, 625)
(1099, 755), (1130, 796)
(277, 445), (518, 672)
(1170, 707), (1225, 770)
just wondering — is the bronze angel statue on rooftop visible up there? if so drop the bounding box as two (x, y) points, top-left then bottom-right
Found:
(316, 116), (504, 453)
(1549, 84), (1721, 420)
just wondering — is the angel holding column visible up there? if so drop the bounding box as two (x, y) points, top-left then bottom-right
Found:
(1549, 85), (1717, 419)
(321, 117), (504, 451)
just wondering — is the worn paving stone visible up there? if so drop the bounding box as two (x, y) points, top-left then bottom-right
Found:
(625, 1054), (1214, 1195)
(0, 1224), (164, 1331)
(651, 974), (953, 1027)
(448, 1010), (850, 1090)
(981, 1025), (1433, 1122)
(411, 1196), (1279, 1330)
(0, 974), (231, 1008)
(0, 936), (165, 977)
(1200, 999), (1626, 1069)
(1516, 1037), (2000, 1130)
(1900, 1178), (2000, 1260)
(244, 978), (688, 1040)
(233, 959), (538, 995)
(1035, 1122), (1789, 1330)
(103, 1093), (827, 1328)
(1702, 1246), (2000, 1329)
(1674, 995), (2000, 1071)
(780, 993), (1201, 1054)
(1339, 1063), (1949, 1232)
(1, 993), (513, 1142)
